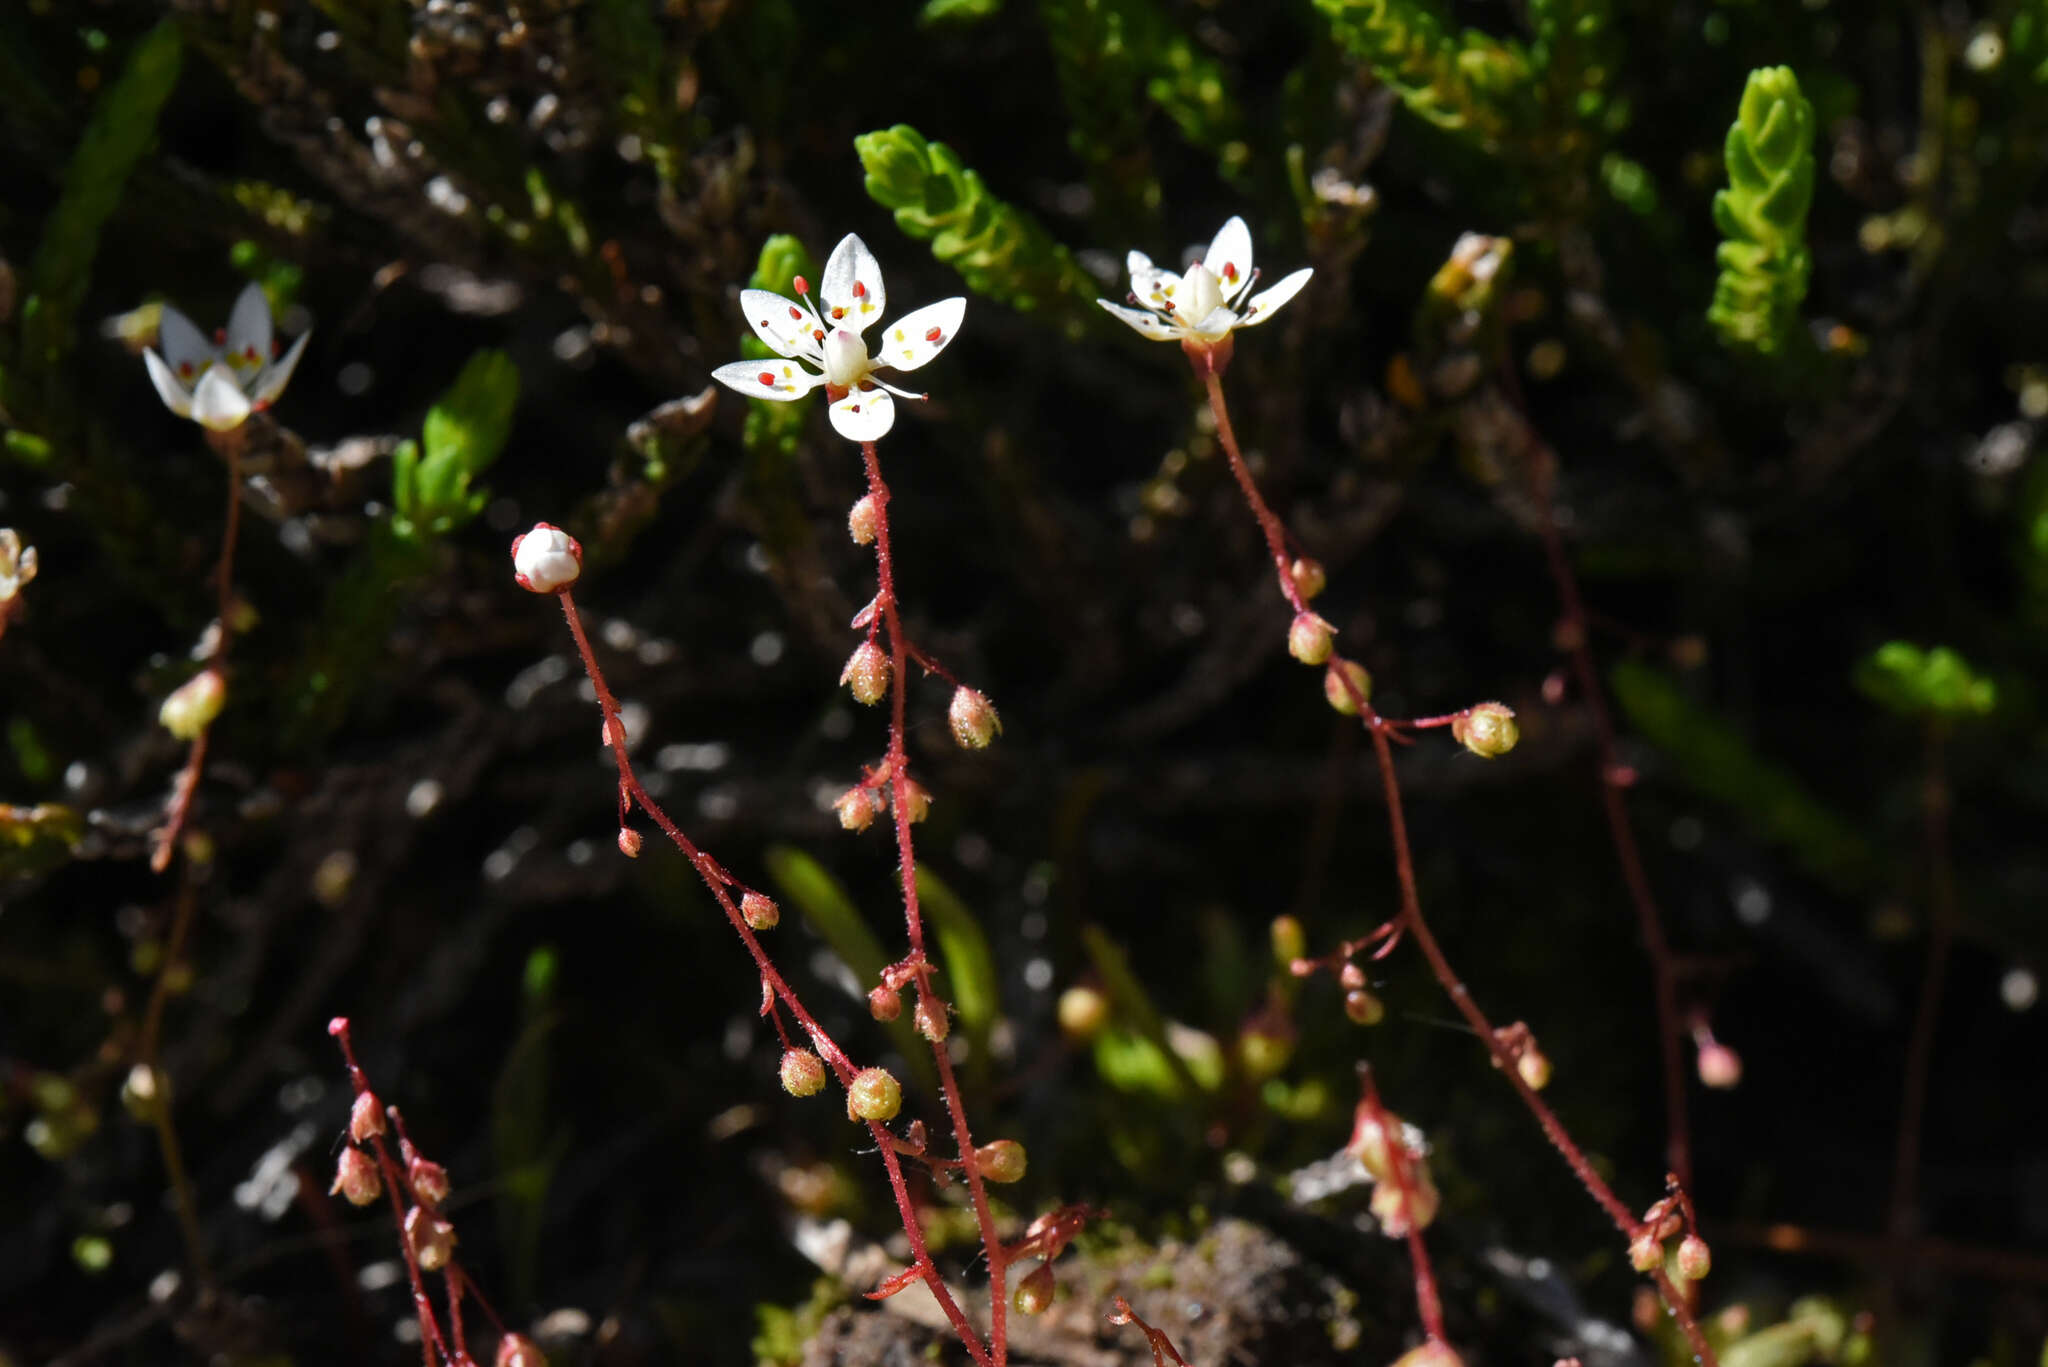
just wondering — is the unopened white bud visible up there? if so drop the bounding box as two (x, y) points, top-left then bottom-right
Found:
(159, 669), (226, 740)
(511, 522), (582, 593)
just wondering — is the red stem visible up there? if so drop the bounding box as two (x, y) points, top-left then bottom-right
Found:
(859, 440), (1009, 1364)
(556, 588), (996, 1367)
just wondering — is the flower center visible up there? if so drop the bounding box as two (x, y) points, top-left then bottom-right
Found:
(823, 329), (870, 389)
(1181, 264), (1225, 323)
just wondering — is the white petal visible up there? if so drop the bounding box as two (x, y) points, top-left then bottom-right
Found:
(252, 331), (310, 404)
(1238, 267), (1314, 328)
(876, 298), (965, 372)
(1188, 304), (1241, 339)
(1097, 299), (1185, 343)
(828, 386), (896, 442)
(740, 288), (826, 361)
(821, 233), (886, 333)
(1203, 217), (1255, 294)
(156, 305), (216, 380)
(142, 348), (195, 417)
(190, 367), (253, 430)
(224, 282), (273, 369)
(1126, 251), (1183, 311)
(712, 358), (824, 401)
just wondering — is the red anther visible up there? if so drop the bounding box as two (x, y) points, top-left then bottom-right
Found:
(852, 280), (867, 298)
(812, 328), (825, 342)
(271, 337), (281, 357)
(788, 306), (802, 320)
(925, 327), (943, 343)
(245, 345), (259, 360)
(831, 307), (846, 319)
(178, 362), (194, 378)
(758, 372), (776, 386)
(213, 327), (225, 343)
(1223, 262), (1238, 281)
(793, 276), (809, 294)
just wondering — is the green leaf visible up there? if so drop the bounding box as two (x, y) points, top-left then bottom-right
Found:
(401, 350), (519, 538)
(923, 0), (1002, 21)
(1610, 660), (1879, 892)
(1853, 642), (1997, 721)
(1708, 66), (1816, 357)
(1079, 924), (1209, 1096)
(741, 235), (818, 459)
(762, 846), (936, 1095)
(911, 865), (999, 1053)
(1316, 0), (1535, 153)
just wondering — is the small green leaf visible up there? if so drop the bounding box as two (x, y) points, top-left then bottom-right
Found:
(1708, 66), (1815, 357)
(401, 351), (519, 536)
(1854, 642), (1997, 721)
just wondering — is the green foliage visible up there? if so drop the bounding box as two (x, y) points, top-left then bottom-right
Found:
(922, 0), (1003, 21)
(591, 0), (688, 185)
(855, 124), (1098, 324)
(491, 948), (568, 1308)
(762, 846), (936, 1094)
(2012, 0), (2048, 83)
(740, 235), (818, 460)
(396, 349), (520, 541)
(1854, 642), (1997, 721)
(1610, 661), (1879, 892)
(1314, 0), (1534, 153)
(0, 802), (83, 879)
(1709, 66), (1816, 358)
(17, 20), (181, 385)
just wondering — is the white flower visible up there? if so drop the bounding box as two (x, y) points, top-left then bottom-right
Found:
(0, 528), (37, 604)
(511, 522), (582, 594)
(1097, 216), (1313, 345)
(142, 282), (310, 431)
(710, 234), (965, 443)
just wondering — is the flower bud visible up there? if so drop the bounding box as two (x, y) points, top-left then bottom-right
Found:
(1451, 702), (1519, 759)
(159, 668), (226, 740)
(1339, 961), (1367, 991)
(1393, 1342), (1467, 1367)
(845, 1067), (903, 1122)
(914, 996), (950, 1042)
(1345, 989), (1385, 1025)
(841, 642), (891, 705)
(836, 787), (878, 832)
(780, 1048), (827, 1097)
(1371, 1163), (1440, 1236)
(404, 1205), (457, 1270)
(869, 985), (902, 1021)
(511, 522), (582, 594)
(1697, 1041), (1742, 1090)
(1289, 557), (1327, 602)
(1676, 1234), (1712, 1281)
(948, 686), (1001, 749)
(408, 1156), (451, 1206)
(1288, 612), (1335, 666)
(1013, 1262), (1056, 1316)
(1517, 1047), (1552, 1091)
(1628, 1231), (1663, 1273)
(848, 495), (879, 545)
(350, 1091), (386, 1144)
(496, 1333), (545, 1367)
(332, 1146), (382, 1206)
(976, 1139), (1028, 1184)
(617, 828), (642, 858)
(1057, 986), (1109, 1040)
(741, 891), (780, 930)
(1323, 660), (1373, 715)
(1347, 1110), (1396, 1183)
(900, 780), (932, 825)
(120, 1063), (166, 1122)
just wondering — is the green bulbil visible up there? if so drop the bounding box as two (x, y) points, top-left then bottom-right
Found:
(1314, 0), (1535, 153)
(1854, 642), (1997, 721)
(741, 235), (818, 459)
(17, 17), (180, 403)
(398, 349), (521, 541)
(922, 0), (1004, 22)
(1709, 66), (1815, 357)
(855, 124), (1098, 326)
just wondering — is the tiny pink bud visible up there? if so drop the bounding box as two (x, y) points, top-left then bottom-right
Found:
(496, 1334), (545, 1367)
(1288, 612), (1335, 666)
(845, 1067), (903, 1122)
(409, 1156), (451, 1206)
(975, 1139), (1027, 1183)
(159, 668), (227, 740)
(1013, 1261), (1056, 1315)
(1339, 961), (1367, 991)
(1676, 1234), (1712, 1281)
(836, 787), (878, 832)
(349, 1091), (386, 1143)
(741, 891), (779, 930)
(948, 686), (1001, 749)
(1628, 1231), (1663, 1273)
(841, 642), (891, 705)
(1451, 702), (1519, 758)
(331, 1146), (382, 1206)
(900, 780), (932, 825)
(1323, 659), (1373, 715)
(1697, 1041), (1742, 1089)
(869, 985), (902, 1022)
(404, 1205), (457, 1270)
(1289, 557), (1328, 602)
(848, 495), (879, 545)
(1344, 989), (1385, 1025)
(617, 827), (642, 858)
(511, 522), (582, 594)
(1056, 986), (1109, 1039)
(914, 996), (950, 1043)
(779, 1048), (826, 1097)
